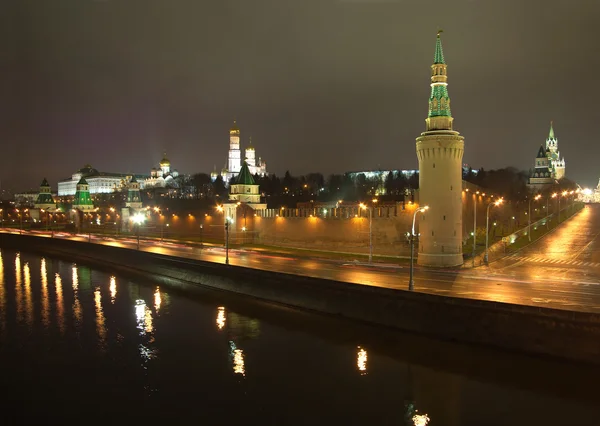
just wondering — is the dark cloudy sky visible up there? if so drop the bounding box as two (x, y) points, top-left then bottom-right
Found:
(2, 0), (599, 191)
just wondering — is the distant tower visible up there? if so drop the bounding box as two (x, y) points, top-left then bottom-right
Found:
(126, 176), (143, 209)
(159, 152), (170, 176)
(228, 120), (242, 177)
(545, 122), (566, 180)
(72, 177), (95, 212)
(415, 31), (465, 267)
(211, 165), (218, 182)
(245, 137), (256, 168)
(34, 178), (55, 210)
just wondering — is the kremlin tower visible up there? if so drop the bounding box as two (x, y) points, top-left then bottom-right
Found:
(415, 31), (465, 267)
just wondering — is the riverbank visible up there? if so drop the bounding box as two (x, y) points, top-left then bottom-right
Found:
(2, 232), (600, 365)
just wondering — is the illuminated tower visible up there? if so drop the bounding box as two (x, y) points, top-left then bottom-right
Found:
(545, 122), (565, 180)
(415, 31), (465, 267)
(72, 177), (95, 212)
(126, 176), (143, 209)
(228, 120), (242, 177)
(34, 178), (55, 210)
(245, 137), (256, 168)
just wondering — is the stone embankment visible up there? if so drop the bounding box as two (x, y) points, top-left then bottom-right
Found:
(2, 233), (600, 365)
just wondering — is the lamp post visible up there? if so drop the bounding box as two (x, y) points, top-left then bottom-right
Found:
(552, 192), (560, 223)
(472, 192), (480, 265)
(16, 209), (22, 234)
(484, 198), (503, 265)
(0, 208), (3, 228)
(200, 224), (204, 247)
(131, 212), (145, 250)
(409, 205), (429, 291)
(546, 196), (550, 230)
(225, 218), (230, 265)
(528, 194), (541, 242)
(359, 201), (374, 263)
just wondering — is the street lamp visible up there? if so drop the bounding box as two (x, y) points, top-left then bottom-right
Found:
(552, 192), (560, 223)
(528, 194), (541, 242)
(16, 208), (22, 234)
(131, 212), (145, 250)
(409, 205), (429, 291)
(225, 217), (231, 265)
(200, 223), (204, 247)
(359, 202), (374, 263)
(484, 198), (503, 264)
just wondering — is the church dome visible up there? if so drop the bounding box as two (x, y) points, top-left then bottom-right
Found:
(78, 164), (99, 176)
(159, 153), (170, 167)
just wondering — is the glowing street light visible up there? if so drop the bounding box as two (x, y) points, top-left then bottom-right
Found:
(131, 212), (145, 250)
(359, 202), (374, 263)
(409, 205), (429, 291)
(528, 194), (541, 242)
(484, 198), (503, 264)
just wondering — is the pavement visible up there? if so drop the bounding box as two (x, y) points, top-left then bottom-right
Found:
(5, 203), (600, 313)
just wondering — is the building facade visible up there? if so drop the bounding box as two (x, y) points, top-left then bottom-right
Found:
(218, 121), (267, 184)
(528, 122), (566, 188)
(415, 32), (465, 267)
(58, 165), (146, 196)
(144, 153), (180, 189)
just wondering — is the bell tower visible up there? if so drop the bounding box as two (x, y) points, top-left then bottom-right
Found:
(415, 31), (465, 267)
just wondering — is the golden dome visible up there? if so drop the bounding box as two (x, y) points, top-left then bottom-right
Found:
(159, 152), (170, 166)
(230, 120), (240, 135)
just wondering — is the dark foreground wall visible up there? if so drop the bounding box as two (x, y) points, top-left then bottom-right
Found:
(3, 233), (600, 364)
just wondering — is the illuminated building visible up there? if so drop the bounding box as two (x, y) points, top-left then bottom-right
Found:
(223, 161), (267, 229)
(218, 121), (268, 185)
(415, 31), (465, 267)
(125, 176), (143, 209)
(144, 153), (180, 189)
(58, 164), (146, 196)
(71, 177), (95, 212)
(34, 178), (57, 211)
(528, 122), (566, 189)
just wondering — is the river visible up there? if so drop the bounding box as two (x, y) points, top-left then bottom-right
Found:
(1, 249), (598, 425)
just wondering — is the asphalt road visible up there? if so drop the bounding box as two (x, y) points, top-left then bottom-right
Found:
(8, 204), (600, 313)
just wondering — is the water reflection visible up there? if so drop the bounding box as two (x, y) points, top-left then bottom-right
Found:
(154, 287), (161, 313)
(23, 262), (33, 326)
(71, 265), (82, 326)
(229, 341), (245, 376)
(109, 276), (117, 303)
(412, 413), (430, 426)
(216, 306), (226, 330)
(357, 346), (367, 375)
(135, 299), (156, 364)
(15, 253), (22, 323)
(55, 273), (65, 333)
(40, 258), (50, 327)
(0, 250), (4, 332)
(94, 289), (107, 347)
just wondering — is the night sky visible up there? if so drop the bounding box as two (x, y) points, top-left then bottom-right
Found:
(2, 0), (599, 191)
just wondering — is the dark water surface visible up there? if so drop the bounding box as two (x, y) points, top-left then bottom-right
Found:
(1, 249), (599, 425)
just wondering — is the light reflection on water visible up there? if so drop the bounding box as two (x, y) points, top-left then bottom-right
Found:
(0, 249), (598, 425)
(23, 262), (33, 326)
(72, 265), (82, 326)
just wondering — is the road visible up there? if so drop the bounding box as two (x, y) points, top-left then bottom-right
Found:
(6, 204), (600, 313)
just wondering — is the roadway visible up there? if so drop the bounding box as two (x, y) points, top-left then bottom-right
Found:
(5, 204), (600, 313)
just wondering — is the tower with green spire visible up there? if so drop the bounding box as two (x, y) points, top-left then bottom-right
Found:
(72, 177), (95, 212)
(34, 178), (56, 210)
(528, 122), (566, 188)
(415, 31), (465, 267)
(223, 160), (266, 238)
(126, 176), (143, 209)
